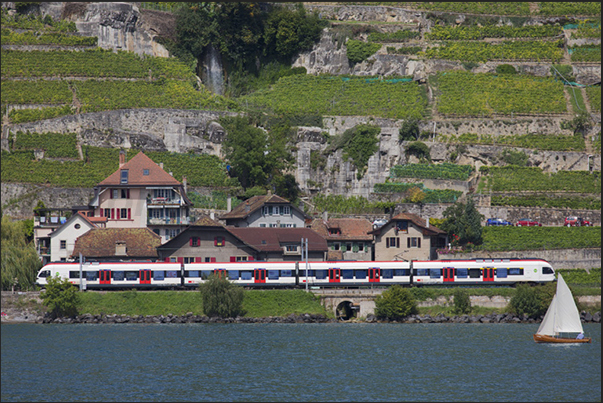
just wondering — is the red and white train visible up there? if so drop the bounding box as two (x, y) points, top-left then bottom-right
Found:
(36, 258), (556, 289)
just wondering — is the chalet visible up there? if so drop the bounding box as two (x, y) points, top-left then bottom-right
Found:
(88, 150), (192, 243)
(310, 217), (373, 261)
(219, 193), (307, 228)
(49, 212), (106, 262)
(368, 212), (447, 261)
(71, 227), (161, 261)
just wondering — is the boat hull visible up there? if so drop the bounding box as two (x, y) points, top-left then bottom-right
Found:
(533, 333), (592, 343)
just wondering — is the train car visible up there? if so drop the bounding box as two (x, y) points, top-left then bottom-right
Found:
(299, 260), (412, 287)
(411, 258), (555, 286)
(183, 261), (298, 287)
(36, 261), (183, 289)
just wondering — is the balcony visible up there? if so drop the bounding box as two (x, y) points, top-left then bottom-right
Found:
(147, 217), (190, 225)
(34, 216), (67, 226)
(148, 197), (181, 205)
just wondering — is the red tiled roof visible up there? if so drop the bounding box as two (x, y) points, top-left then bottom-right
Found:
(98, 151), (181, 187)
(226, 227), (328, 252)
(310, 218), (373, 241)
(192, 214), (225, 227)
(220, 194), (296, 219)
(71, 227), (161, 258)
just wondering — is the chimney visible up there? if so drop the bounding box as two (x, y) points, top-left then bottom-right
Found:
(169, 171), (173, 176)
(227, 197), (232, 212)
(210, 211), (215, 220)
(119, 150), (126, 168)
(245, 200), (250, 212)
(159, 162), (163, 169)
(322, 211), (328, 222)
(426, 216), (430, 228)
(182, 176), (187, 193)
(115, 241), (126, 256)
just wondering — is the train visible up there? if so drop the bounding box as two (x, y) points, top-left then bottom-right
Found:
(35, 258), (556, 289)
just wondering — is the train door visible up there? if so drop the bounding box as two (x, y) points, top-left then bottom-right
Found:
(483, 267), (494, 282)
(254, 269), (266, 284)
(139, 269), (151, 285)
(99, 269), (111, 285)
(328, 268), (340, 283)
(213, 269), (226, 279)
(368, 268), (380, 283)
(443, 267), (455, 283)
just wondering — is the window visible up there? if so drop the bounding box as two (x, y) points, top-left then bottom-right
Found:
(396, 221), (408, 233)
(430, 269), (441, 278)
(120, 208), (128, 219)
(543, 267), (554, 275)
(143, 169), (149, 176)
(509, 268), (524, 276)
(386, 237), (399, 248)
(346, 243), (352, 252)
(382, 269), (394, 279)
(469, 268), (482, 278)
(333, 242), (340, 251)
(329, 228), (341, 235)
(104, 208), (111, 218)
(190, 237), (200, 247)
(121, 189), (129, 199)
(408, 237), (421, 248)
(286, 245), (298, 252)
(214, 236), (225, 247)
(112, 189), (119, 199)
(120, 170), (129, 184)
(74, 224), (81, 230)
(268, 270), (279, 280)
(497, 268), (508, 278)
(269, 223), (278, 228)
(259, 223), (266, 227)
(60, 240), (66, 249)
(236, 256), (248, 262)
(283, 206), (290, 215)
(456, 268), (468, 278)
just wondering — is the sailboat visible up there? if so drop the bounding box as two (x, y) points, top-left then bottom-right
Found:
(533, 273), (591, 343)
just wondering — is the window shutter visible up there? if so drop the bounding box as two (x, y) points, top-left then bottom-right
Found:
(127, 189), (130, 199)
(100, 209), (103, 217)
(195, 257), (201, 263)
(164, 257), (170, 262)
(214, 237), (217, 246)
(109, 190), (113, 199)
(396, 238), (400, 248)
(177, 257), (184, 263)
(407, 238), (411, 248)
(418, 238), (421, 248)
(210, 257), (216, 262)
(190, 237), (193, 246)
(111, 209), (115, 220)
(386, 238), (389, 248)
(127, 208), (131, 220)
(230, 256), (236, 262)
(248, 256), (254, 261)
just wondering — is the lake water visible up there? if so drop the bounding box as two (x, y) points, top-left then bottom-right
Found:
(1, 323), (600, 402)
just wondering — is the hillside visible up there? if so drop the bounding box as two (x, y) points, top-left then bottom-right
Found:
(0, 2), (600, 225)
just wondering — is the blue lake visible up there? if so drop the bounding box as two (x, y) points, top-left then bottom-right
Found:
(1, 323), (600, 402)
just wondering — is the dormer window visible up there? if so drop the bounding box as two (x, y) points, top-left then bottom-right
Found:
(143, 169), (149, 176)
(328, 228), (341, 235)
(120, 170), (129, 184)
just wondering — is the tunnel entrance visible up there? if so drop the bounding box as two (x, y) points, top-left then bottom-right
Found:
(336, 300), (358, 320)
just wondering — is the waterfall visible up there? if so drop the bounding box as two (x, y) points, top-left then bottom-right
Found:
(202, 44), (224, 96)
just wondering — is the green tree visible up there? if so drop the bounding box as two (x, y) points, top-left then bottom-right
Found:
(40, 275), (80, 318)
(440, 196), (484, 246)
(399, 117), (421, 141)
(405, 141), (431, 161)
(1, 216), (41, 291)
(452, 288), (472, 315)
(374, 285), (418, 320)
(199, 273), (245, 318)
(508, 284), (543, 318)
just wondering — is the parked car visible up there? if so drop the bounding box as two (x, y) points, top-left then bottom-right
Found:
(516, 218), (543, 227)
(486, 218), (513, 226)
(564, 216), (591, 227)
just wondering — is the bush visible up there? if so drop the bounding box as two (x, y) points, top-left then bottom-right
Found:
(496, 64), (517, 75)
(40, 275), (80, 318)
(453, 288), (472, 315)
(199, 274), (245, 318)
(507, 283), (554, 319)
(374, 285), (418, 320)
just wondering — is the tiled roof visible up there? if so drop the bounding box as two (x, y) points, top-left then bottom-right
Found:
(226, 227), (328, 252)
(192, 214), (225, 227)
(71, 227), (161, 258)
(310, 218), (373, 241)
(98, 151), (181, 187)
(220, 194), (297, 219)
(368, 212), (446, 236)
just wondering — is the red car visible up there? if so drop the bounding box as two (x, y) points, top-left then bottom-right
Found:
(516, 218), (542, 227)
(564, 216), (591, 227)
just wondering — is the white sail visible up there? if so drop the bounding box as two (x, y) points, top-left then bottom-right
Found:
(536, 273), (584, 336)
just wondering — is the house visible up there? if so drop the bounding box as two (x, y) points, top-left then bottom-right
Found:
(49, 212), (106, 262)
(227, 227), (328, 261)
(156, 214), (257, 263)
(368, 212), (447, 261)
(219, 193), (307, 228)
(310, 217), (373, 261)
(71, 227), (162, 261)
(88, 150), (192, 243)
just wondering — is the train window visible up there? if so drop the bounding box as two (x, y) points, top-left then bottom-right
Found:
(153, 271), (165, 280)
(69, 271), (80, 279)
(497, 268), (508, 278)
(395, 269), (410, 277)
(356, 270), (367, 279)
(381, 269), (393, 279)
(509, 268), (524, 275)
(543, 267), (554, 274)
(166, 271), (178, 278)
(86, 271), (98, 281)
(469, 269), (481, 278)
(185, 271), (200, 278)
(430, 269), (441, 278)
(268, 270), (279, 280)
(201, 270), (212, 279)
(300, 270), (314, 277)
(415, 269), (429, 277)
(38, 270), (51, 278)
(112, 271), (125, 281)
(342, 270), (354, 279)
(281, 270), (292, 277)
(315, 270), (327, 279)
(456, 269), (468, 278)
(125, 271), (138, 281)
(240, 271), (252, 280)
(229, 270), (239, 280)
